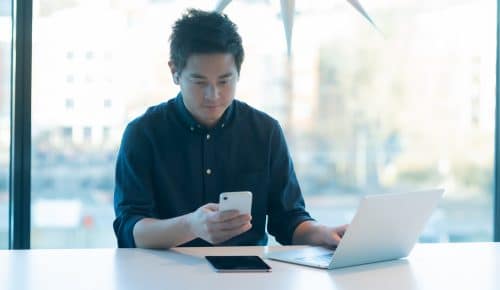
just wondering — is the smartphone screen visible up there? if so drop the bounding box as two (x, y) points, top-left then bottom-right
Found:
(205, 255), (272, 272)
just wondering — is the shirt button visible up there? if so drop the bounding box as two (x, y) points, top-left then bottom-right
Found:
(190, 126), (194, 131)
(206, 169), (212, 175)
(206, 134), (210, 140)
(221, 123), (225, 128)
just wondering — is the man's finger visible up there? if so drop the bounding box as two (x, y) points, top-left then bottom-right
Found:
(331, 234), (342, 244)
(337, 224), (349, 237)
(216, 216), (251, 231)
(213, 223), (252, 244)
(204, 203), (219, 211)
(216, 210), (243, 222)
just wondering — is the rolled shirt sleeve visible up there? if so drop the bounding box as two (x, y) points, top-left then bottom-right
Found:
(266, 121), (315, 245)
(113, 119), (155, 248)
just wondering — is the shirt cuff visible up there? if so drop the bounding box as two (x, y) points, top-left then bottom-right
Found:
(114, 214), (144, 248)
(284, 215), (316, 245)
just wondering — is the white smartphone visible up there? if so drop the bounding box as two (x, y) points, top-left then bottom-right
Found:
(219, 191), (252, 215)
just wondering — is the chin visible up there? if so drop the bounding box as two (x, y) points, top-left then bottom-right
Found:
(204, 109), (223, 118)
(208, 115), (223, 123)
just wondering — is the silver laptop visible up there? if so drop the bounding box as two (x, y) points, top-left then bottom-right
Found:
(266, 189), (444, 269)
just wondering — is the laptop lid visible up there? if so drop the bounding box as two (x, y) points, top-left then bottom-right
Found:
(329, 188), (443, 268)
(266, 188), (444, 269)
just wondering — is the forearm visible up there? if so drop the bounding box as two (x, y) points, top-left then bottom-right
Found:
(133, 213), (196, 249)
(292, 220), (329, 247)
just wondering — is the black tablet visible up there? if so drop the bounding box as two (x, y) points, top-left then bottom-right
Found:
(205, 255), (272, 272)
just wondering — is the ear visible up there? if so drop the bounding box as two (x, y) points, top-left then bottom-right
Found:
(173, 72), (179, 85)
(168, 61), (179, 85)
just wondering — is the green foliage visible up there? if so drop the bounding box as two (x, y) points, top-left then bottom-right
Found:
(452, 162), (493, 193)
(396, 166), (441, 185)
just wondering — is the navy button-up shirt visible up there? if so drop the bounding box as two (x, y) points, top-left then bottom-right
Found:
(113, 94), (314, 248)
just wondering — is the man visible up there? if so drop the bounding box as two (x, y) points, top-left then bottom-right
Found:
(113, 9), (347, 249)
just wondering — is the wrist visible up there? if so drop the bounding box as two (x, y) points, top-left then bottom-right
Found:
(183, 212), (197, 240)
(320, 225), (333, 246)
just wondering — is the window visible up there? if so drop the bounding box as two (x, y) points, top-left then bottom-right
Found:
(226, 0), (494, 242)
(85, 51), (93, 60)
(102, 126), (110, 141)
(103, 99), (111, 108)
(61, 127), (72, 140)
(30, 0), (495, 248)
(65, 98), (74, 109)
(253, 0), (494, 242)
(83, 126), (91, 142)
(0, 0), (11, 249)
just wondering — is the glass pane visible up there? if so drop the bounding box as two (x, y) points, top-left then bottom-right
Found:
(275, 0), (494, 242)
(31, 0), (214, 248)
(227, 0), (495, 243)
(31, 0), (495, 248)
(0, 0), (12, 249)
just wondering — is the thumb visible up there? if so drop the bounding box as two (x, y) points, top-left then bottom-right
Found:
(203, 203), (219, 212)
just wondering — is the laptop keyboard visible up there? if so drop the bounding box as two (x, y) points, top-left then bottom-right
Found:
(295, 252), (334, 265)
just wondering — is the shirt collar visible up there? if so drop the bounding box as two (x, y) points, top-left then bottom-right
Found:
(174, 93), (234, 133)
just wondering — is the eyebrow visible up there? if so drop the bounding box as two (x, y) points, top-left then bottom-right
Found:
(188, 72), (234, 79)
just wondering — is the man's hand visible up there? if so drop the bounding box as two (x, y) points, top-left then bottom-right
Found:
(292, 221), (348, 248)
(322, 224), (348, 248)
(188, 203), (252, 244)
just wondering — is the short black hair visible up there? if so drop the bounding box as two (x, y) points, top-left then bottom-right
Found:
(169, 9), (244, 74)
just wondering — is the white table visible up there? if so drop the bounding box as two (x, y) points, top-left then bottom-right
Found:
(1, 243), (499, 290)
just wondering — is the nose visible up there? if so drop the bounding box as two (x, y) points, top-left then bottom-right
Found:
(204, 84), (219, 101)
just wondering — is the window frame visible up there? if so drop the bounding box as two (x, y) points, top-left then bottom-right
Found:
(9, 0), (32, 249)
(494, 0), (500, 242)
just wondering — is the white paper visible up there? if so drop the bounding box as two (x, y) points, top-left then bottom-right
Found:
(280, 0), (295, 56)
(214, 0), (232, 13)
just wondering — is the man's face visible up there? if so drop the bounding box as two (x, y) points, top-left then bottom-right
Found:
(172, 53), (239, 128)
